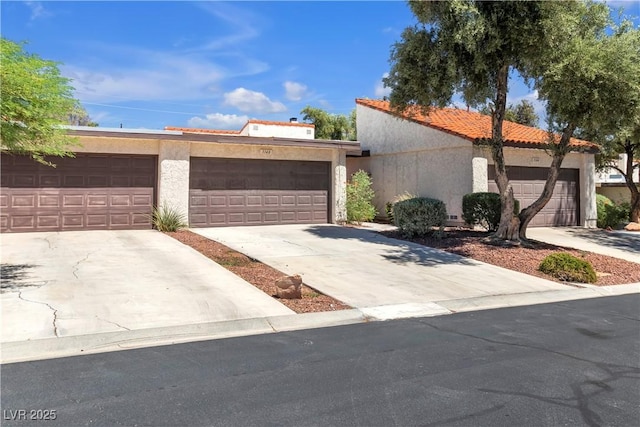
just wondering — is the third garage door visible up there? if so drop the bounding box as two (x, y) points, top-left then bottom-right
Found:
(488, 166), (579, 227)
(189, 158), (330, 227)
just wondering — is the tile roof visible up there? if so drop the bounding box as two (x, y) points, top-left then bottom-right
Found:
(355, 98), (595, 150)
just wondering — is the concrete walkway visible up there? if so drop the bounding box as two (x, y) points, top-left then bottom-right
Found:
(527, 227), (640, 264)
(1, 230), (293, 343)
(193, 224), (571, 312)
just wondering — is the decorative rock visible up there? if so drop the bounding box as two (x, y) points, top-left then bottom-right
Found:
(275, 275), (303, 299)
(624, 222), (640, 231)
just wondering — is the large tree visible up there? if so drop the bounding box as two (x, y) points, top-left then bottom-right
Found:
(67, 105), (99, 127)
(301, 106), (356, 141)
(479, 100), (539, 128)
(519, 8), (640, 236)
(1, 38), (79, 163)
(384, 0), (627, 241)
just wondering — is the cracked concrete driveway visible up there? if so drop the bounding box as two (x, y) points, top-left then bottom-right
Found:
(1, 230), (293, 343)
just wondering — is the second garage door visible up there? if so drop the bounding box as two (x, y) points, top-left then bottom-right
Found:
(488, 166), (579, 227)
(189, 158), (330, 227)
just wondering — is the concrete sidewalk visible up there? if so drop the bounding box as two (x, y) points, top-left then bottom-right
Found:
(1, 230), (293, 343)
(193, 224), (571, 311)
(527, 227), (640, 264)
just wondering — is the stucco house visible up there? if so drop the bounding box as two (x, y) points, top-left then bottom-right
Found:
(349, 98), (598, 228)
(1, 119), (359, 233)
(596, 153), (639, 205)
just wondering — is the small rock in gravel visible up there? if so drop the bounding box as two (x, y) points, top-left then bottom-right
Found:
(275, 275), (302, 299)
(624, 222), (640, 231)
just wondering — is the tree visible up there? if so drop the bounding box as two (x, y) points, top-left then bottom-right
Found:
(520, 8), (640, 235)
(300, 106), (356, 140)
(480, 100), (539, 127)
(1, 38), (79, 163)
(383, 0), (622, 241)
(67, 106), (99, 127)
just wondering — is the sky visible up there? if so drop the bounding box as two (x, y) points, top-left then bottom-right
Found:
(2, 0), (639, 131)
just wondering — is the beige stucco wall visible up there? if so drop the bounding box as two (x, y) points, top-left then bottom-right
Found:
(597, 185), (636, 205)
(356, 105), (474, 224)
(74, 134), (348, 225)
(475, 145), (597, 227)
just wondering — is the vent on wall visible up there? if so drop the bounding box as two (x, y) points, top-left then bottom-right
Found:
(449, 215), (458, 220)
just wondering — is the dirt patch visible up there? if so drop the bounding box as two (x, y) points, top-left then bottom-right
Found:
(381, 228), (640, 286)
(166, 230), (351, 313)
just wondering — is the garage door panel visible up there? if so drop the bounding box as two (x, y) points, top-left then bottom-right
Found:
(488, 166), (578, 227)
(1, 154), (156, 232)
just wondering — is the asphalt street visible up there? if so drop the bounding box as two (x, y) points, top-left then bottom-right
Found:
(2, 294), (639, 427)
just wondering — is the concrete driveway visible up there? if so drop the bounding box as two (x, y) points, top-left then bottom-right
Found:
(193, 225), (570, 313)
(1, 230), (293, 343)
(527, 227), (640, 264)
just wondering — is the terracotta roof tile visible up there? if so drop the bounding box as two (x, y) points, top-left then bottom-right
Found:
(355, 99), (595, 149)
(164, 126), (241, 135)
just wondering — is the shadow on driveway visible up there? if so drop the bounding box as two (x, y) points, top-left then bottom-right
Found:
(563, 229), (640, 254)
(302, 225), (478, 267)
(0, 263), (40, 293)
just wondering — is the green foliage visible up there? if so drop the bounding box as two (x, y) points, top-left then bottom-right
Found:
(462, 192), (520, 231)
(152, 204), (187, 232)
(301, 106), (356, 140)
(539, 253), (597, 284)
(596, 194), (629, 229)
(67, 106), (99, 127)
(479, 100), (539, 127)
(346, 170), (377, 224)
(385, 191), (417, 223)
(393, 197), (447, 238)
(1, 38), (79, 164)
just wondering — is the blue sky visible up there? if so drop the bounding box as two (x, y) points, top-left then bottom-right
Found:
(2, 1), (638, 130)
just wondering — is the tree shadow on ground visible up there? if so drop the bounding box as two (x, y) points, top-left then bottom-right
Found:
(563, 229), (640, 254)
(1, 263), (40, 292)
(303, 225), (478, 267)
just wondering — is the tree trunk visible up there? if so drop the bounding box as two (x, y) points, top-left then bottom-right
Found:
(622, 142), (640, 223)
(490, 64), (520, 241)
(518, 125), (575, 240)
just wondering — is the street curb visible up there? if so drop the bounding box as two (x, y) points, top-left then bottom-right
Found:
(0, 309), (366, 365)
(3, 285), (638, 364)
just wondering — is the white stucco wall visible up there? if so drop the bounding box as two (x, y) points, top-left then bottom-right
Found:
(356, 105), (473, 223)
(158, 140), (190, 219)
(243, 123), (315, 139)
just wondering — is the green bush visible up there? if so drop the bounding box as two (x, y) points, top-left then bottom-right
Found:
(538, 252), (597, 283)
(385, 191), (417, 223)
(596, 194), (629, 228)
(394, 197), (447, 237)
(346, 170), (377, 223)
(152, 204), (187, 232)
(462, 192), (520, 231)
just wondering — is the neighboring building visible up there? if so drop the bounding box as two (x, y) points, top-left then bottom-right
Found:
(0, 124), (358, 233)
(350, 98), (598, 228)
(166, 118), (315, 140)
(596, 153), (639, 204)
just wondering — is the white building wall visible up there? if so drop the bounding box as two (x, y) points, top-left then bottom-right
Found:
(356, 105), (474, 224)
(246, 123), (315, 139)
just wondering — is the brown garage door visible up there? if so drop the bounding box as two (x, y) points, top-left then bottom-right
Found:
(190, 158), (330, 227)
(488, 166), (579, 227)
(1, 154), (157, 233)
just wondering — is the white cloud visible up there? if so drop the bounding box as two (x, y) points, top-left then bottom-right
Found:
(223, 88), (286, 113)
(374, 73), (391, 98)
(24, 1), (51, 20)
(283, 81), (308, 101)
(187, 113), (249, 129)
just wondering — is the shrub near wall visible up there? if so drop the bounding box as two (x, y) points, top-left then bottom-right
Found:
(596, 194), (629, 229)
(462, 192), (521, 231)
(394, 197), (447, 237)
(346, 170), (377, 224)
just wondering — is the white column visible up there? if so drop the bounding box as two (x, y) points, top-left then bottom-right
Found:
(472, 157), (489, 193)
(581, 154), (597, 228)
(333, 150), (347, 223)
(157, 140), (190, 221)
